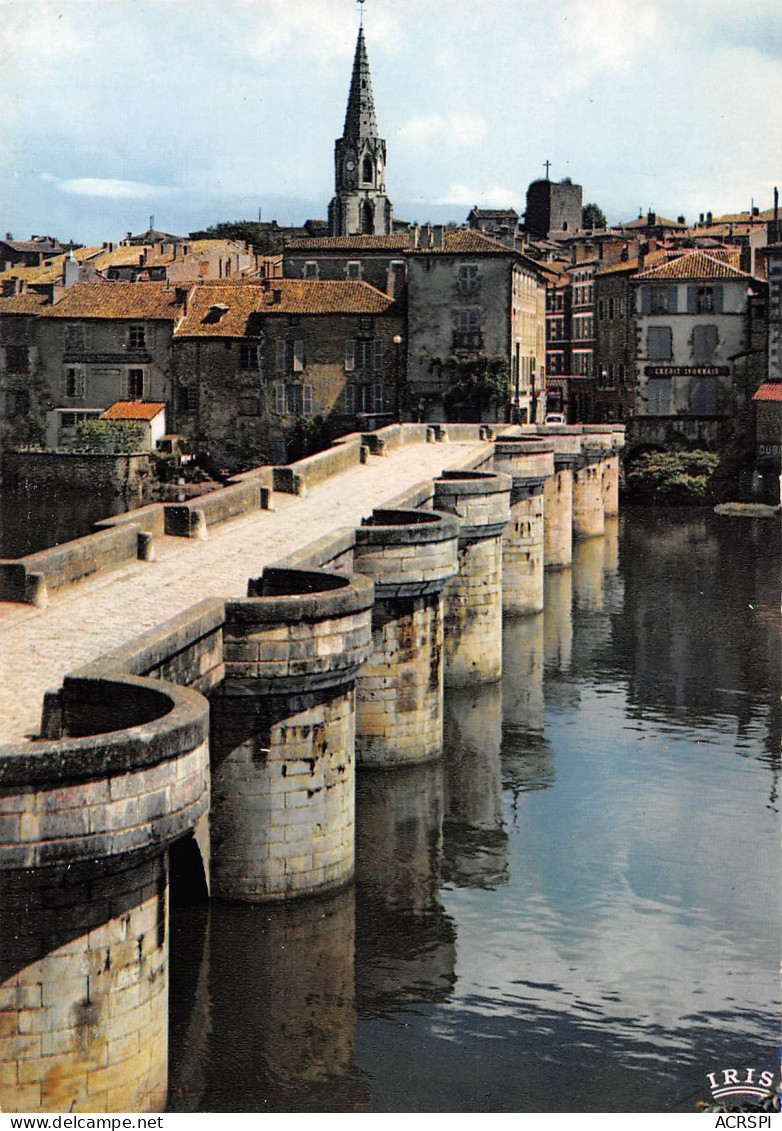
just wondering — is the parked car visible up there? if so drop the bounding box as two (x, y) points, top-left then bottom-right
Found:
(545, 412), (565, 424)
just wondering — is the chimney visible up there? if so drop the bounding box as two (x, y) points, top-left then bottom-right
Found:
(433, 224), (445, 249)
(127, 231), (132, 242)
(706, 211), (713, 225)
(647, 210), (656, 226)
(699, 213), (704, 225)
(174, 285), (189, 313)
(677, 216), (685, 225)
(109, 242), (114, 252)
(409, 223), (420, 250)
(272, 288), (282, 305)
(422, 223), (433, 248)
(63, 252), (79, 290)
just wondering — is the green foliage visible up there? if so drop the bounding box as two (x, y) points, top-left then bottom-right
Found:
(187, 221), (282, 255)
(433, 354), (510, 421)
(285, 415), (334, 463)
(582, 202), (607, 230)
(74, 419), (146, 453)
(624, 450), (720, 504)
(6, 413), (46, 449)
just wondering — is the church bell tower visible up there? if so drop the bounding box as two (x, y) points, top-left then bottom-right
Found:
(328, 23), (393, 237)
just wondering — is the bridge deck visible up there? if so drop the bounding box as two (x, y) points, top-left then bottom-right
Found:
(0, 441), (486, 745)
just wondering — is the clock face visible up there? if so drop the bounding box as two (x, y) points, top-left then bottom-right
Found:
(346, 160), (355, 171)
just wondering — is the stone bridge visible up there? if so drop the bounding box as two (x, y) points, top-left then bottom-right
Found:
(0, 421), (623, 1113)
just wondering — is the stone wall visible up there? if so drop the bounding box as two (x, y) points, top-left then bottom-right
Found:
(2, 450), (152, 495)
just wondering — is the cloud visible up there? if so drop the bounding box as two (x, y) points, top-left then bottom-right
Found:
(399, 112), (486, 151)
(436, 183), (518, 207)
(56, 178), (178, 200)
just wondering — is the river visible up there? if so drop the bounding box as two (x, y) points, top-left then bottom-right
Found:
(162, 507), (780, 1113)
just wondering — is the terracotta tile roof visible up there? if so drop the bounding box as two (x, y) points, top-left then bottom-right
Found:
(469, 208), (519, 219)
(622, 214), (687, 230)
(634, 249), (752, 281)
(288, 234), (411, 252)
(100, 401), (166, 420)
(752, 383), (782, 402)
(416, 230), (513, 254)
(39, 281), (184, 321)
(713, 207), (777, 223)
(0, 292), (51, 314)
(0, 245), (105, 286)
(595, 258), (642, 277)
(174, 279), (397, 338)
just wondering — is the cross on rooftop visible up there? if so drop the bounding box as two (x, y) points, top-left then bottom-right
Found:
(543, 159), (551, 180)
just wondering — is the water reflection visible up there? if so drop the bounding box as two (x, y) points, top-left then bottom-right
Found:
(169, 888), (367, 1112)
(355, 764), (456, 1012)
(442, 684), (508, 889)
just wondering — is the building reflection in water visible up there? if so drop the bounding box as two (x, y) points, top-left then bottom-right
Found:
(355, 763), (456, 1013)
(168, 886), (368, 1112)
(0, 851), (169, 1114)
(442, 683), (509, 889)
(501, 612), (555, 799)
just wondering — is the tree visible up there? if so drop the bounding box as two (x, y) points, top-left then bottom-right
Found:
(582, 202), (607, 230)
(187, 221), (283, 255)
(431, 354), (510, 422)
(74, 420), (146, 453)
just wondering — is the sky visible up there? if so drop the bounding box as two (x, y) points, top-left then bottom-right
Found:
(2, 0), (781, 244)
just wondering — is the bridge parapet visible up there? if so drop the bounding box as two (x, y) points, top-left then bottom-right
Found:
(0, 675), (209, 870)
(353, 508), (459, 766)
(434, 471), (511, 686)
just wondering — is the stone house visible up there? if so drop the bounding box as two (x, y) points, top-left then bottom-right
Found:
(405, 228), (548, 423)
(32, 282), (184, 432)
(0, 291), (51, 447)
(466, 207), (520, 238)
(632, 249), (759, 430)
(283, 232), (410, 297)
(171, 279), (404, 468)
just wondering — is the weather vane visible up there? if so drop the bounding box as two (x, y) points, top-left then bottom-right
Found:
(358, 0), (366, 27)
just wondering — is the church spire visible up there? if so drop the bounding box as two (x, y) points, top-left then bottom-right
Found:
(328, 20), (393, 236)
(343, 27), (379, 141)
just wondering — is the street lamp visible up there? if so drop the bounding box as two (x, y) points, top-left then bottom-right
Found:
(393, 334), (403, 422)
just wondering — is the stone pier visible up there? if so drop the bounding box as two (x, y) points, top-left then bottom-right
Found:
(492, 439), (555, 615)
(433, 470), (511, 686)
(209, 567), (373, 901)
(572, 447), (606, 540)
(353, 508), (458, 767)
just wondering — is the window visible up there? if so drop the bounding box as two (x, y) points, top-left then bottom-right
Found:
(362, 155), (374, 183)
(361, 201), (374, 235)
(177, 385), (198, 413)
(573, 351), (592, 376)
(293, 340), (305, 372)
(303, 262), (318, 280)
(692, 325), (718, 359)
(62, 367), (85, 398)
(689, 377), (717, 415)
(352, 383), (383, 413)
(240, 342), (262, 371)
(388, 261), (406, 298)
(457, 308), (481, 332)
(276, 339), (287, 373)
(5, 343), (29, 373)
(457, 265), (480, 294)
(127, 369), (145, 397)
(346, 261), (361, 280)
(646, 377), (672, 414)
(358, 316), (373, 335)
(648, 326), (672, 360)
(345, 382), (356, 414)
(274, 383), (313, 415)
(65, 324), (92, 351)
(128, 324), (146, 349)
(346, 339), (383, 371)
(695, 286), (713, 313)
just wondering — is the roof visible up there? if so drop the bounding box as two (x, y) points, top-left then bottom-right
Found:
(622, 214), (687, 230)
(173, 279), (397, 338)
(100, 401), (166, 421)
(752, 383), (782, 402)
(634, 249), (753, 281)
(0, 245), (105, 286)
(0, 292), (51, 314)
(39, 281), (184, 321)
(0, 239), (64, 254)
(713, 207), (777, 224)
(468, 208), (520, 219)
(343, 27), (379, 140)
(595, 258), (643, 277)
(286, 228), (515, 256)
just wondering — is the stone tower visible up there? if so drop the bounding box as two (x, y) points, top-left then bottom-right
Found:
(525, 177), (583, 239)
(328, 27), (393, 237)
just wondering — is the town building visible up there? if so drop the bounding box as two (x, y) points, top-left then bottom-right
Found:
(0, 291), (51, 445)
(631, 249), (761, 444)
(328, 27), (393, 237)
(284, 232), (410, 297)
(593, 259), (639, 422)
(466, 207), (520, 239)
(171, 279), (404, 468)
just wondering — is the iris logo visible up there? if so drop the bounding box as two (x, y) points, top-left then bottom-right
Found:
(706, 1068), (776, 1107)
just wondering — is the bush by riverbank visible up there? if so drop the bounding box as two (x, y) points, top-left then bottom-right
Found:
(623, 450), (719, 504)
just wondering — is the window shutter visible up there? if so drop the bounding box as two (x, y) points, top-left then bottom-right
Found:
(374, 340), (383, 370)
(713, 285), (723, 313)
(345, 383), (355, 414)
(83, 325), (93, 351)
(275, 383), (285, 413)
(373, 383), (383, 412)
(293, 340), (304, 372)
(276, 339), (286, 372)
(345, 339), (355, 372)
(147, 324), (156, 349)
(142, 370), (150, 397)
(303, 384), (313, 415)
(687, 286), (697, 313)
(667, 286), (678, 313)
(640, 287), (651, 314)
(120, 370), (130, 398)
